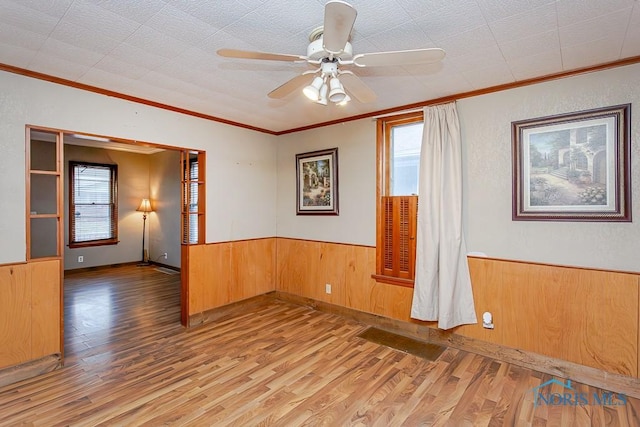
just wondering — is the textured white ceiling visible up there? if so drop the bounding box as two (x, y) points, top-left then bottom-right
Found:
(1, 0), (639, 133)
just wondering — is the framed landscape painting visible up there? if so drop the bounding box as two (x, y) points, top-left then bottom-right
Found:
(296, 148), (338, 215)
(512, 104), (631, 221)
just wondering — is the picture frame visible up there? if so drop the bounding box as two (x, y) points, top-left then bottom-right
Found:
(512, 104), (631, 222)
(296, 148), (339, 215)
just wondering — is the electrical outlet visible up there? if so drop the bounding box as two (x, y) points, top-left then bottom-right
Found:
(325, 283), (332, 294)
(163, 252), (168, 259)
(78, 255), (84, 263)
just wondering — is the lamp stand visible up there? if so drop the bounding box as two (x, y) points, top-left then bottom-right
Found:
(138, 212), (150, 266)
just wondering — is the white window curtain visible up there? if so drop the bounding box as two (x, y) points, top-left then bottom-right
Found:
(411, 102), (477, 329)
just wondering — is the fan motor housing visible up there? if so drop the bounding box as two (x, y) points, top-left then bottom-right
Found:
(307, 38), (353, 61)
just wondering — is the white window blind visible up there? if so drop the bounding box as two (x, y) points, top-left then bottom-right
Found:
(70, 162), (117, 244)
(183, 161), (198, 244)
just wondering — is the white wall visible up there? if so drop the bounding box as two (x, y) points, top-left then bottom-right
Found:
(276, 119), (377, 246)
(277, 63), (640, 272)
(458, 63), (640, 272)
(0, 70), (278, 264)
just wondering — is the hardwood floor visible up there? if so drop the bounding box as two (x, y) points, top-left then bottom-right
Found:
(0, 265), (638, 426)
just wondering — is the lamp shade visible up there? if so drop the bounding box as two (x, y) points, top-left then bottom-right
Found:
(302, 76), (324, 101)
(337, 94), (351, 106)
(316, 83), (328, 106)
(136, 198), (152, 213)
(328, 77), (346, 103)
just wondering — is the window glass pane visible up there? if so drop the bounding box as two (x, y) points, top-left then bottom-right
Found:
(391, 122), (422, 196)
(73, 165), (112, 203)
(74, 205), (113, 241)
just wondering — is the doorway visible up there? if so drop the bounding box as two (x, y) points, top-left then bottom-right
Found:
(26, 126), (205, 363)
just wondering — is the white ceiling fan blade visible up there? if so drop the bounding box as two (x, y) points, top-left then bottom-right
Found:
(323, 1), (357, 55)
(339, 71), (376, 103)
(217, 48), (305, 62)
(353, 48), (446, 67)
(268, 74), (314, 99)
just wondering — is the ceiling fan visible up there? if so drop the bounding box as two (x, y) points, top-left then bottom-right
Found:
(217, 0), (445, 106)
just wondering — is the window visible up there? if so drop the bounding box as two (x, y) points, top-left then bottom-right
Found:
(374, 112), (423, 287)
(69, 162), (118, 247)
(181, 151), (205, 244)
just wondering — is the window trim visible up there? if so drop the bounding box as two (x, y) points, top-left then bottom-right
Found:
(374, 111), (423, 287)
(68, 161), (118, 248)
(380, 112), (424, 195)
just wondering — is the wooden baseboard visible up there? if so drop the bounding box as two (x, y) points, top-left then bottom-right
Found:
(0, 354), (62, 388)
(274, 291), (640, 400)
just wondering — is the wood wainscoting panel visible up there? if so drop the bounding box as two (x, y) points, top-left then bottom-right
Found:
(186, 244), (206, 315)
(277, 239), (352, 307)
(345, 243), (415, 322)
(458, 257), (638, 377)
(30, 260), (61, 358)
(0, 264), (31, 369)
(572, 267), (638, 376)
(277, 239), (318, 302)
(345, 244), (377, 312)
(277, 238), (414, 321)
(186, 238), (276, 320)
(276, 239), (639, 378)
(232, 238), (275, 300)
(203, 242), (233, 309)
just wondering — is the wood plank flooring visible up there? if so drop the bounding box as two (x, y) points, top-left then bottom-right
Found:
(0, 265), (638, 426)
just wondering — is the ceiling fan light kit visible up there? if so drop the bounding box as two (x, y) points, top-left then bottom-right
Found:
(337, 94), (351, 106)
(303, 76), (325, 101)
(328, 77), (346, 103)
(303, 59), (350, 105)
(217, 0), (446, 107)
(317, 84), (329, 106)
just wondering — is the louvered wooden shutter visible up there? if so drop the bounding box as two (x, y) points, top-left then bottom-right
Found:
(380, 195), (417, 279)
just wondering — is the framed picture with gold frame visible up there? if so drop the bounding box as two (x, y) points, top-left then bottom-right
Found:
(296, 148), (339, 215)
